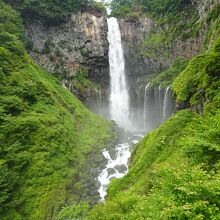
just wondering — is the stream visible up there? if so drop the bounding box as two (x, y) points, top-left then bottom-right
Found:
(97, 134), (143, 201)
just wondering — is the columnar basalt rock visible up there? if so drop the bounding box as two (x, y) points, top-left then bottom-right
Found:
(25, 10), (109, 101)
(118, 17), (155, 79)
(118, 1), (219, 82)
(118, 1), (219, 90)
(118, 1), (219, 116)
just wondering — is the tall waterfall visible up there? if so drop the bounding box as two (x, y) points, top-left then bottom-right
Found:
(107, 17), (130, 129)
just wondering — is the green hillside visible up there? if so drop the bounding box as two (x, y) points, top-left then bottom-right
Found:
(0, 1), (115, 219)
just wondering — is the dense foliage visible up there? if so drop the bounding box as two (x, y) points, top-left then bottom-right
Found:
(112, 0), (219, 62)
(150, 58), (189, 88)
(173, 38), (220, 107)
(88, 37), (220, 220)
(0, 1), (114, 219)
(111, 0), (193, 21)
(5, 0), (106, 24)
(1, 0), (220, 219)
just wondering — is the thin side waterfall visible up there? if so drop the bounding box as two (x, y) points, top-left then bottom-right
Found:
(98, 90), (102, 107)
(158, 85), (162, 116)
(96, 90), (101, 109)
(96, 89), (102, 114)
(163, 85), (171, 120)
(107, 17), (131, 129)
(137, 90), (140, 109)
(143, 82), (151, 130)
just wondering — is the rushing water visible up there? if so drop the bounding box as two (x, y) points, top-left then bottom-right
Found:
(97, 17), (134, 201)
(96, 16), (174, 201)
(108, 17), (131, 130)
(97, 135), (143, 201)
(163, 85), (171, 120)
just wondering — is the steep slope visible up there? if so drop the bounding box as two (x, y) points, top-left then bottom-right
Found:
(0, 2), (116, 219)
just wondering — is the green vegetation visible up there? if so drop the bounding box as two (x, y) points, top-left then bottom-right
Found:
(111, 0), (193, 21)
(58, 202), (89, 220)
(112, 1), (219, 62)
(1, 0), (220, 219)
(140, 33), (169, 58)
(0, 1), (115, 219)
(112, 0), (200, 59)
(5, 0), (106, 24)
(205, 7), (220, 49)
(0, 1), (23, 40)
(111, 0), (197, 33)
(71, 67), (99, 95)
(173, 38), (220, 107)
(151, 58), (189, 87)
(88, 37), (220, 219)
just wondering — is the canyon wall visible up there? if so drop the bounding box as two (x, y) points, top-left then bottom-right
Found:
(119, 0), (219, 82)
(25, 10), (109, 102)
(24, 1), (219, 114)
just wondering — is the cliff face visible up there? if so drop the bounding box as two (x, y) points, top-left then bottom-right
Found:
(118, 17), (155, 80)
(118, 0), (219, 115)
(192, 0), (220, 20)
(25, 10), (109, 101)
(119, 0), (219, 83)
(24, 1), (219, 111)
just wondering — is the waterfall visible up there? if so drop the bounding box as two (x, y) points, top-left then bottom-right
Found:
(98, 90), (102, 107)
(163, 85), (171, 120)
(158, 85), (162, 116)
(96, 90), (101, 108)
(107, 17), (131, 129)
(143, 82), (151, 130)
(137, 90), (140, 109)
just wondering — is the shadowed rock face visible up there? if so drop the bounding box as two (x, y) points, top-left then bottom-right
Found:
(118, 16), (203, 83)
(118, 0), (219, 87)
(25, 10), (109, 88)
(118, 17), (155, 79)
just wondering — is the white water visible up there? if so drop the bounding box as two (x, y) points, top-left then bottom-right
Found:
(96, 14), (175, 202)
(158, 85), (162, 116)
(108, 17), (131, 130)
(143, 83), (151, 130)
(163, 85), (171, 120)
(97, 135), (143, 201)
(97, 17), (137, 201)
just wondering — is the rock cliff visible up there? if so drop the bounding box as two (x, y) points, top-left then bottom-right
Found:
(119, 0), (219, 82)
(118, 17), (155, 79)
(25, 10), (109, 102)
(118, 0), (219, 114)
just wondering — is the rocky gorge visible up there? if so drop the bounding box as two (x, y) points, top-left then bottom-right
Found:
(25, 9), (109, 106)
(24, 0), (220, 116)
(1, 0), (220, 219)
